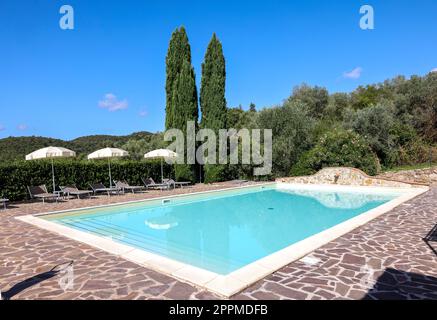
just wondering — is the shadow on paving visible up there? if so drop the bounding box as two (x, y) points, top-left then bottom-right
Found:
(1, 261), (73, 300)
(363, 268), (437, 300)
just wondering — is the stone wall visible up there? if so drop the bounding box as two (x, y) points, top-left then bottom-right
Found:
(377, 168), (437, 185)
(277, 167), (426, 188)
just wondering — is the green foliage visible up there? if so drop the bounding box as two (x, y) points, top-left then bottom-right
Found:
(0, 136), (68, 162)
(203, 164), (229, 183)
(257, 101), (315, 177)
(288, 84), (329, 118)
(120, 133), (166, 160)
(165, 26), (192, 130)
(165, 27), (198, 182)
(291, 129), (380, 176)
(344, 104), (396, 166)
(171, 60), (199, 182)
(0, 159), (172, 201)
(325, 93), (350, 120)
(200, 33), (227, 182)
(171, 60), (199, 131)
(174, 164), (196, 183)
(227, 107), (258, 130)
(200, 33), (227, 130)
(0, 131), (153, 162)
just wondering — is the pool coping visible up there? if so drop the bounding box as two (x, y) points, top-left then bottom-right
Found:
(16, 183), (429, 298)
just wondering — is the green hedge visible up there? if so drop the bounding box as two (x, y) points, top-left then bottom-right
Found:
(0, 159), (173, 201)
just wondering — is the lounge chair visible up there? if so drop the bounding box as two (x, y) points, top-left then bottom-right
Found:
(60, 185), (93, 199)
(89, 183), (120, 196)
(0, 198), (9, 210)
(163, 178), (191, 189)
(27, 185), (59, 203)
(141, 177), (172, 191)
(114, 180), (144, 194)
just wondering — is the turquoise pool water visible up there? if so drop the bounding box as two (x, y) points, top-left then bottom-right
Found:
(44, 185), (398, 274)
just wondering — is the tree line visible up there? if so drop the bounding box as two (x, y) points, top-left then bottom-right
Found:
(163, 26), (436, 181)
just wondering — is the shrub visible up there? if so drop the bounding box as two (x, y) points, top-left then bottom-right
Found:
(175, 164), (197, 183)
(257, 101), (315, 177)
(203, 164), (229, 183)
(291, 129), (380, 176)
(343, 103), (396, 166)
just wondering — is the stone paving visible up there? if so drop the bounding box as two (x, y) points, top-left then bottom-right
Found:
(1, 182), (436, 300)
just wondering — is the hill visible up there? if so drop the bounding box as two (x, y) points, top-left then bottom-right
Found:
(0, 131), (154, 162)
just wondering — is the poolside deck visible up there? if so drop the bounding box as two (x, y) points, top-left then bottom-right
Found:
(1, 182), (436, 300)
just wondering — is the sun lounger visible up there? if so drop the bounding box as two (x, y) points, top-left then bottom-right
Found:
(141, 177), (172, 191)
(0, 198), (9, 210)
(114, 181), (144, 194)
(163, 179), (191, 189)
(27, 185), (59, 203)
(89, 183), (120, 196)
(60, 185), (93, 199)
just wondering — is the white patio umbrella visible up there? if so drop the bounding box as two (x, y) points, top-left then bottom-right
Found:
(87, 147), (129, 188)
(144, 149), (178, 183)
(25, 146), (76, 192)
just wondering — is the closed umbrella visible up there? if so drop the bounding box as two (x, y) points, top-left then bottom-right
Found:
(87, 148), (128, 188)
(25, 146), (76, 192)
(144, 149), (178, 183)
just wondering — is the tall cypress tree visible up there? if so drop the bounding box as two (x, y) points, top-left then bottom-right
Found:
(200, 33), (227, 129)
(200, 33), (227, 182)
(172, 60), (199, 131)
(164, 27), (198, 182)
(165, 27), (192, 130)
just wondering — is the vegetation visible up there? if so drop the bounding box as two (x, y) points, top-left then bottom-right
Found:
(200, 34), (227, 182)
(165, 26), (192, 130)
(1, 27), (436, 195)
(0, 159), (171, 201)
(0, 131), (153, 162)
(165, 27), (198, 182)
(291, 129), (380, 176)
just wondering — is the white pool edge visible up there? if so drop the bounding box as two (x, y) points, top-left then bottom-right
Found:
(15, 183), (429, 298)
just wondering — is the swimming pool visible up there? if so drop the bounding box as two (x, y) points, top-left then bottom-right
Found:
(19, 183), (427, 296)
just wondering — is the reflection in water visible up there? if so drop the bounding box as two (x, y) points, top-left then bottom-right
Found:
(145, 220), (178, 230)
(278, 189), (395, 209)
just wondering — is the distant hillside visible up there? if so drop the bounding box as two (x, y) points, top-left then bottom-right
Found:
(0, 131), (154, 162)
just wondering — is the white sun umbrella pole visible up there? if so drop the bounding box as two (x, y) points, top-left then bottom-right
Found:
(87, 148), (129, 188)
(25, 146), (76, 193)
(144, 149), (178, 183)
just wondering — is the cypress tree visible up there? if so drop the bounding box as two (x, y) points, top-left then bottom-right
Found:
(200, 33), (227, 129)
(200, 33), (228, 182)
(172, 60), (199, 130)
(165, 27), (192, 130)
(165, 28), (199, 182)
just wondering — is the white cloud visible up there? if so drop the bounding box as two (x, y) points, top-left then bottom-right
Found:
(139, 110), (148, 117)
(343, 67), (363, 79)
(98, 93), (128, 112)
(17, 124), (28, 131)
(0, 124), (5, 131)
(431, 68), (437, 73)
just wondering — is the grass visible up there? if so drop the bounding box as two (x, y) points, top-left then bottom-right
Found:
(383, 162), (437, 173)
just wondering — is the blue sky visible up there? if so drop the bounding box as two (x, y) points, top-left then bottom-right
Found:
(1, 0), (436, 140)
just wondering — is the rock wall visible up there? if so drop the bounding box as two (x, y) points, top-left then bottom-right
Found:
(377, 168), (437, 185)
(277, 167), (426, 188)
